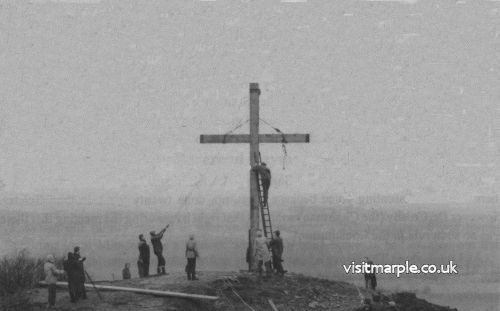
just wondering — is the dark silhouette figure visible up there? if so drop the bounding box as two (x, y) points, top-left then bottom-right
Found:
(63, 252), (79, 302)
(270, 230), (286, 275)
(364, 257), (377, 291)
(73, 246), (87, 299)
(137, 234), (150, 277)
(122, 263), (131, 280)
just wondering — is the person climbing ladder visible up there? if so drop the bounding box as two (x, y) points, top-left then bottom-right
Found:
(252, 162), (271, 205)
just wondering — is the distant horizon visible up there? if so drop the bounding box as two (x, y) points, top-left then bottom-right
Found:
(0, 188), (498, 206)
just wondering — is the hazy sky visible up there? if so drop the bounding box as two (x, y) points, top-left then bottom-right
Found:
(0, 0), (498, 202)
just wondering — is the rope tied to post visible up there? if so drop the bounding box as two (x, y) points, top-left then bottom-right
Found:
(259, 118), (288, 170)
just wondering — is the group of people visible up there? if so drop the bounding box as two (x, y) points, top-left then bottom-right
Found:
(251, 163), (288, 278)
(134, 224), (200, 281)
(43, 162), (279, 307)
(252, 229), (287, 280)
(43, 246), (87, 308)
(135, 224), (169, 278)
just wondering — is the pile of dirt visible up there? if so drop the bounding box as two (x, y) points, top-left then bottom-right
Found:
(391, 292), (458, 311)
(208, 273), (360, 311)
(204, 273), (459, 311)
(25, 271), (459, 311)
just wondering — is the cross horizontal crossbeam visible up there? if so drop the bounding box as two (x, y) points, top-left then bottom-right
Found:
(200, 134), (310, 144)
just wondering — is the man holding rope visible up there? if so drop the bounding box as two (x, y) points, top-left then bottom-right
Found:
(150, 224), (169, 275)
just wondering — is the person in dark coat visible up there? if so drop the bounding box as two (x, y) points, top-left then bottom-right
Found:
(150, 224), (169, 275)
(246, 246), (252, 272)
(73, 246), (87, 299)
(122, 263), (131, 280)
(252, 162), (271, 205)
(270, 230), (286, 275)
(63, 252), (79, 303)
(137, 234), (150, 277)
(364, 257), (377, 291)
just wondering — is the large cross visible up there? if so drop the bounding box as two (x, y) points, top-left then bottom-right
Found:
(200, 83), (310, 270)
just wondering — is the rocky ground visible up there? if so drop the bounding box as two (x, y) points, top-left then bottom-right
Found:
(23, 271), (458, 311)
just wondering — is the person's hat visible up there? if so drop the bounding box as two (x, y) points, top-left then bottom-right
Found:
(274, 230), (280, 235)
(150, 231), (155, 235)
(46, 254), (55, 263)
(139, 234), (144, 239)
(261, 162), (267, 166)
(74, 246), (80, 252)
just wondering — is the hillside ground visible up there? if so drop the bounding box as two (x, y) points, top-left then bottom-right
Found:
(26, 271), (458, 311)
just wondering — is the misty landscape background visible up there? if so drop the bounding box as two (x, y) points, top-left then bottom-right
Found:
(0, 194), (498, 311)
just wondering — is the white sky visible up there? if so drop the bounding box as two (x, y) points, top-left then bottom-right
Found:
(0, 0), (498, 202)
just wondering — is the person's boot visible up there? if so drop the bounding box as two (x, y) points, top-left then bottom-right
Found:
(161, 267), (166, 275)
(187, 273), (191, 280)
(191, 272), (199, 280)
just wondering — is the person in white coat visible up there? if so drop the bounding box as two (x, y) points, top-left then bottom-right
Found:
(185, 234), (199, 280)
(44, 254), (65, 308)
(254, 230), (272, 280)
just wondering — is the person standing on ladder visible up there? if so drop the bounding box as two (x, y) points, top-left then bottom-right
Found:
(252, 162), (271, 205)
(150, 224), (169, 275)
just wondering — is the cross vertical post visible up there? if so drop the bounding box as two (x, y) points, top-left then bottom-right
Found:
(249, 83), (261, 271)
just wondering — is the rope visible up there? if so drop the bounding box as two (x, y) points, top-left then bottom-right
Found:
(222, 278), (254, 309)
(259, 118), (288, 170)
(355, 285), (366, 305)
(171, 176), (204, 221)
(84, 270), (103, 301)
(222, 119), (249, 143)
(224, 280), (256, 311)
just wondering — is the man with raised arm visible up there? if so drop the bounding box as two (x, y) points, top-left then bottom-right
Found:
(150, 224), (169, 275)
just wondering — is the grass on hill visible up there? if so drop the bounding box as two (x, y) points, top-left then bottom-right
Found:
(0, 249), (64, 310)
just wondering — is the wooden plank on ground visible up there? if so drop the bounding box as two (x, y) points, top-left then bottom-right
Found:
(39, 281), (218, 300)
